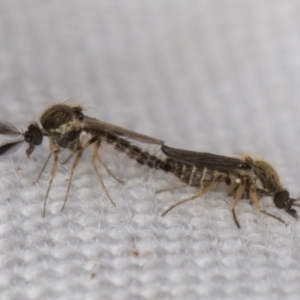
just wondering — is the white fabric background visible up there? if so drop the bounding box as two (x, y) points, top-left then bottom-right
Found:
(0, 1), (300, 299)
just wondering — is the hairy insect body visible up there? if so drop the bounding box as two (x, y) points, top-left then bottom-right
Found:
(1, 102), (298, 228)
(160, 145), (299, 228)
(163, 159), (213, 187)
(40, 104), (82, 150)
(244, 156), (281, 194)
(102, 133), (164, 170)
(0, 103), (164, 216)
(40, 104), (163, 165)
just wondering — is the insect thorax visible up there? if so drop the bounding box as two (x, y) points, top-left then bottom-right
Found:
(245, 158), (283, 194)
(40, 104), (77, 132)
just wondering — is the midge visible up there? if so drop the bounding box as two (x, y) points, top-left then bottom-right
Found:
(159, 145), (300, 228)
(0, 103), (164, 216)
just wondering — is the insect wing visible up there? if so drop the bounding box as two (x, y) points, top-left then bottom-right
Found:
(162, 145), (247, 172)
(0, 139), (24, 155)
(0, 122), (21, 136)
(81, 116), (164, 145)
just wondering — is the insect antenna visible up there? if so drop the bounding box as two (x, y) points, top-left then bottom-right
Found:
(0, 122), (43, 157)
(0, 139), (24, 155)
(0, 122), (22, 136)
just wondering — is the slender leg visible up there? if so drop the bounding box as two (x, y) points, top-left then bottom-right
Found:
(155, 183), (188, 194)
(94, 140), (123, 184)
(224, 175), (237, 196)
(91, 141), (116, 207)
(61, 133), (87, 164)
(34, 152), (52, 184)
(43, 153), (59, 217)
(97, 155), (123, 184)
(249, 188), (286, 225)
(58, 135), (119, 212)
(231, 183), (246, 228)
(162, 180), (218, 216)
(61, 153), (73, 165)
(61, 135), (117, 211)
(61, 151), (83, 212)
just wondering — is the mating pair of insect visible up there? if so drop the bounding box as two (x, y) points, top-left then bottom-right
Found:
(0, 103), (298, 228)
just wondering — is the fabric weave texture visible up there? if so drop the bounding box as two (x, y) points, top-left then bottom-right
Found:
(0, 1), (300, 299)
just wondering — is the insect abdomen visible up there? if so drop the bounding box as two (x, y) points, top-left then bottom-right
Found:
(104, 133), (166, 170)
(163, 159), (206, 187)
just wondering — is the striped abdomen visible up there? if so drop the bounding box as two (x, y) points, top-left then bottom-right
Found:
(92, 131), (221, 188)
(102, 132), (167, 170)
(163, 159), (216, 187)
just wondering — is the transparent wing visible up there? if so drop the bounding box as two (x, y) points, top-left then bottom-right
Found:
(162, 145), (248, 172)
(0, 139), (24, 155)
(0, 122), (21, 136)
(81, 116), (163, 145)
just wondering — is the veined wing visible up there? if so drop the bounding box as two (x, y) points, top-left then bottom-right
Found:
(162, 145), (249, 172)
(81, 115), (163, 145)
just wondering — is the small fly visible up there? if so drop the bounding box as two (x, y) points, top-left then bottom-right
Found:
(0, 103), (164, 216)
(158, 145), (300, 228)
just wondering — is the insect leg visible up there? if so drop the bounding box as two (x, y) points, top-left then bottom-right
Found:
(155, 183), (188, 194)
(61, 150), (83, 212)
(61, 131), (88, 165)
(43, 151), (59, 217)
(61, 136), (117, 211)
(61, 153), (73, 165)
(161, 180), (219, 217)
(231, 181), (246, 228)
(249, 187), (286, 225)
(33, 152), (52, 184)
(224, 174), (236, 196)
(94, 139), (123, 184)
(90, 137), (116, 207)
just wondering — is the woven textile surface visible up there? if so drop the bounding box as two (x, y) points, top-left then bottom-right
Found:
(0, 1), (300, 299)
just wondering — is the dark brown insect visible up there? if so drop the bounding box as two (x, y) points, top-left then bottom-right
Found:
(159, 145), (299, 228)
(0, 103), (164, 216)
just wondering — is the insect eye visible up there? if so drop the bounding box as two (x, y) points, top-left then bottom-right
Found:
(76, 111), (84, 121)
(274, 189), (290, 209)
(24, 133), (33, 143)
(24, 123), (43, 146)
(72, 107), (84, 121)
